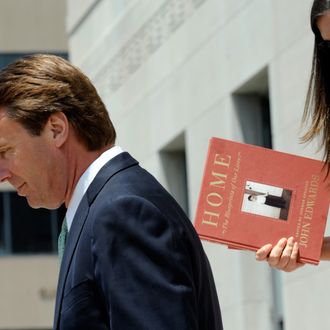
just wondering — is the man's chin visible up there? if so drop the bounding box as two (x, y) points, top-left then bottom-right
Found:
(26, 200), (44, 209)
(24, 195), (63, 210)
(25, 197), (47, 209)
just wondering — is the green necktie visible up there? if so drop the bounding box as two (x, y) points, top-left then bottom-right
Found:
(58, 217), (68, 263)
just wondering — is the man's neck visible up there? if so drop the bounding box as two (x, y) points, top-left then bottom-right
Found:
(64, 143), (113, 207)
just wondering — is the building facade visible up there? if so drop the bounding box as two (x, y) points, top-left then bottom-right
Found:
(66, 1), (330, 330)
(1, 0), (330, 329)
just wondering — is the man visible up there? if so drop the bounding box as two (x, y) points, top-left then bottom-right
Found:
(0, 54), (223, 329)
(248, 193), (286, 209)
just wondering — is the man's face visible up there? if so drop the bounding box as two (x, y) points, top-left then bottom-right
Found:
(0, 110), (66, 209)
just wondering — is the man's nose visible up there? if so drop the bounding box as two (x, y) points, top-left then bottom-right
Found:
(0, 167), (11, 182)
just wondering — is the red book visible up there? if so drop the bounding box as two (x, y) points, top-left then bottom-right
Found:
(194, 137), (330, 265)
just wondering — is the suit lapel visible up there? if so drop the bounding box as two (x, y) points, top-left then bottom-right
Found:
(85, 152), (138, 205)
(53, 152), (138, 328)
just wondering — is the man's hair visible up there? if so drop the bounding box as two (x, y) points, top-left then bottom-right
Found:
(303, 0), (330, 174)
(0, 54), (116, 150)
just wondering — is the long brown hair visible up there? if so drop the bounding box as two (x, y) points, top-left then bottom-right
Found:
(0, 54), (116, 151)
(303, 0), (330, 173)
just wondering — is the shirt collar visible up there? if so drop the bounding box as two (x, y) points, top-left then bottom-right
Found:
(65, 145), (123, 231)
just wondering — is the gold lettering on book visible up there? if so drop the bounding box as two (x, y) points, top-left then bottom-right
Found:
(296, 175), (320, 248)
(223, 153), (241, 233)
(202, 154), (231, 227)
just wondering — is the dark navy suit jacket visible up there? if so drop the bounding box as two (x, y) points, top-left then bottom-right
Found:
(54, 152), (223, 329)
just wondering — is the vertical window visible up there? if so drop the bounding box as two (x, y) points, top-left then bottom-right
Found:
(0, 52), (68, 70)
(0, 192), (66, 255)
(233, 68), (272, 148)
(160, 133), (190, 216)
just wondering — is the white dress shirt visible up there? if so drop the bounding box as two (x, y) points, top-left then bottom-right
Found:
(255, 195), (267, 205)
(65, 145), (123, 231)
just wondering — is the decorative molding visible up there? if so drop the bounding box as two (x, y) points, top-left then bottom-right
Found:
(96, 0), (207, 93)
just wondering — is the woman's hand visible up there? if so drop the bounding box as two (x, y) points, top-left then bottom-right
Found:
(256, 237), (305, 272)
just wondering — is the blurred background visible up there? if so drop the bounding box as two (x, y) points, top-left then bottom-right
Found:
(0, 0), (329, 329)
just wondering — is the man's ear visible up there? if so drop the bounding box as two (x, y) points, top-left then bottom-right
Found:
(47, 112), (69, 148)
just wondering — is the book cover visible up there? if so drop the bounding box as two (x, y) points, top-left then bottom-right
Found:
(194, 137), (330, 265)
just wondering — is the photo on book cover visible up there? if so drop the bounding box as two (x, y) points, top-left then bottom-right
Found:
(241, 181), (293, 221)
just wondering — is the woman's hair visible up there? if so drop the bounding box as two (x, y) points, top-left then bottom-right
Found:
(0, 54), (116, 151)
(303, 0), (330, 173)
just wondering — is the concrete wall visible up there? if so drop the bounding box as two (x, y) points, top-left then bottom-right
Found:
(65, 0), (330, 329)
(0, 256), (59, 329)
(0, 0), (67, 52)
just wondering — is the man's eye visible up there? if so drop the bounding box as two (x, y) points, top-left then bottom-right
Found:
(0, 150), (8, 158)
